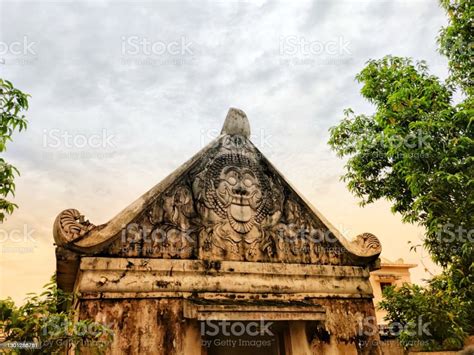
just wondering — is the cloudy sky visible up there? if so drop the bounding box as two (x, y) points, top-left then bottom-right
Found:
(0, 0), (448, 304)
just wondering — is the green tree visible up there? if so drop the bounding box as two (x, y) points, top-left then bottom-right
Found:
(0, 79), (30, 222)
(438, 0), (473, 96)
(328, 0), (473, 350)
(0, 276), (113, 354)
(379, 280), (470, 350)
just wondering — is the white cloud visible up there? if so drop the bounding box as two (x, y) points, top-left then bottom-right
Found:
(0, 0), (447, 303)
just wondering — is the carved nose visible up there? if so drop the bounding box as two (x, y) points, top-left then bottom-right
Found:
(232, 184), (247, 196)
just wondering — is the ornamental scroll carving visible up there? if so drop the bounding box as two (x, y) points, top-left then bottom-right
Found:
(103, 135), (359, 264)
(53, 209), (95, 246)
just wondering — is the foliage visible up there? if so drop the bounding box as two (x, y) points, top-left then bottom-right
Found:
(0, 79), (29, 222)
(438, 0), (473, 96)
(380, 278), (470, 351)
(0, 276), (113, 354)
(328, 0), (473, 349)
(328, 56), (473, 268)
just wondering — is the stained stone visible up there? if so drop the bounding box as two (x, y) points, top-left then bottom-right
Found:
(220, 107), (251, 138)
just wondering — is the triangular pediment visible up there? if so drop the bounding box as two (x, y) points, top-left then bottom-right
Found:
(54, 109), (381, 267)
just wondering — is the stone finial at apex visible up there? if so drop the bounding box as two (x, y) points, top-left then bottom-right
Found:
(221, 107), (250, 138)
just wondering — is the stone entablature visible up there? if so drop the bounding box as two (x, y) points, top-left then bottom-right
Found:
(77, 258), (373, 298)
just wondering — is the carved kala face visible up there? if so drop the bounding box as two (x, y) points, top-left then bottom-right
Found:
(217, 166), (262, 209)
(215, 166), (263, 233)
(197, 153), (272, 235)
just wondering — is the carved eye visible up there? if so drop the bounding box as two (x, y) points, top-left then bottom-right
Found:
(228, 176), (237, 185)
(243, 178), (253, 187)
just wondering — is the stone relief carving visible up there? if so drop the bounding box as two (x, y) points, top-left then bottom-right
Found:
(105, 184), (197, 258)
(97, 134), (374, 264)
(147, 184), (197, 258)
(351, 232), (382, 256)
(192, 151), (283, 261)
(53, 209), (95, 246)
(54, 109), (381, 267)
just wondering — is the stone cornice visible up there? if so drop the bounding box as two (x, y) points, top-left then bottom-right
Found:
(74, 258), (375, 299)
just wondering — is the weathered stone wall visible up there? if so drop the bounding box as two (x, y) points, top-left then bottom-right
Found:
(77, 297), (380, 355)
(78, 299), (189, 354)
(309, 299), (381, 355)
